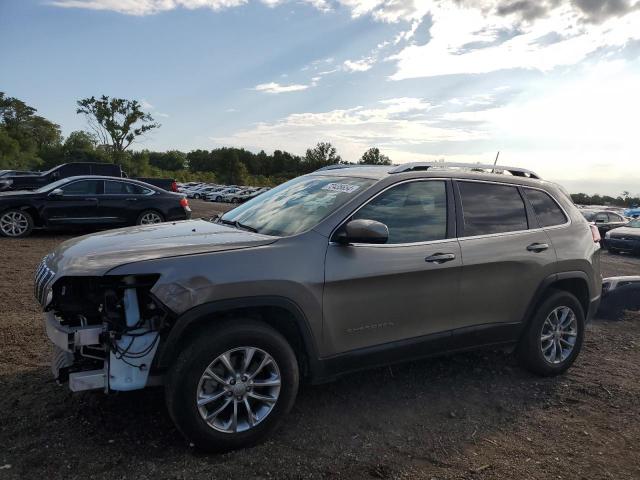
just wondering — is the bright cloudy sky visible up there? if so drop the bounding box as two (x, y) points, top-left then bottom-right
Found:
(1, 0), (640, 194)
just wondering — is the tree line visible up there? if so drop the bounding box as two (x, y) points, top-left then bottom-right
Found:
(0, 93), (391, 186)
(2, 92), (635, 204)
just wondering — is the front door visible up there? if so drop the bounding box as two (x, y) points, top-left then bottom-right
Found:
(43, 179), (102, 225)
(323, 179), (462, 356)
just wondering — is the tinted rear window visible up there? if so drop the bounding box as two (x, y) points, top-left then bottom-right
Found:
(459, 182), (528, 236)
(524, 188), (567, 227)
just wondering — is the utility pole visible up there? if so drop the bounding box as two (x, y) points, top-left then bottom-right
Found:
(492, 151), (500, 173)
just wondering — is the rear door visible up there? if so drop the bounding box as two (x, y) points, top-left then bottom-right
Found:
(99, 180), (155, 224)
(323, 179), (462, 355)
(43, 179), (102, 225)
(453, 180), (557, 334)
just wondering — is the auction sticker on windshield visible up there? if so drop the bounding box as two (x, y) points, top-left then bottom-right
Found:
(322, 183), (361, 194)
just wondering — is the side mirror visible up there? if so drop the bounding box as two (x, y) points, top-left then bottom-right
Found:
(49, 188), (63, 197)
(335, 219), (389, 245)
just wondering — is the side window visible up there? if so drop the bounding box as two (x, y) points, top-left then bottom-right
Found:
(524, 188), (568, 227)
(608, 213), (623, 222)
(458, 182), (528, 236)
(60, 180), (101, 195)
(353, 181), (447, 244)
(595, 212), (608, 223)
(105, 181), (152, 195)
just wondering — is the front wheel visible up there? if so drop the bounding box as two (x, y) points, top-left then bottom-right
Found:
(517, 290), (584, 376)
(165, 320), (299, 452)
(0, 209), (34, 238)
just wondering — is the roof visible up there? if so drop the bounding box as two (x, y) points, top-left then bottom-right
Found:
(308, 162), (551, 188)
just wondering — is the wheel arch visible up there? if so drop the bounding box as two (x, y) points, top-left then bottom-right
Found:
(156, 296), (321, 380)
(524, 272), (592, 328)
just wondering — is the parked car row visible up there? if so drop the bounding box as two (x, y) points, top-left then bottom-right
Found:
(177, 182), (270, 203)
(579, 208), (640, 255)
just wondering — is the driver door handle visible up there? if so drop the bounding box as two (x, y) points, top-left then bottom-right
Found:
(527, 242), (549, 252)
(425, 252), (456, 264)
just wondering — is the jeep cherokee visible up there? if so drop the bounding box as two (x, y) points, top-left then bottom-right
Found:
(36, 162), (602, 451)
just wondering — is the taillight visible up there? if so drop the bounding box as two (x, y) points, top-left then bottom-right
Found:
(590, 224), (601, 243)
(171, 181), (178, 192)
(180, 197), (189, 208)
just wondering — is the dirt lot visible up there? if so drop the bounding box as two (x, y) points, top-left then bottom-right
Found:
(1, 200), (639, 480)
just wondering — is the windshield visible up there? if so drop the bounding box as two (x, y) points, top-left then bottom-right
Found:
(581, 211), (596, 221)
(221, 175), (375, 236)
(629, 219), (640, 228)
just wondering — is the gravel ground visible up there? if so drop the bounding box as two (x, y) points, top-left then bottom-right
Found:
(1, 201), (639, 480)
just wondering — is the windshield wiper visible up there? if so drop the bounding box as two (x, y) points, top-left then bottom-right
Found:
(218, 218), (258, 233)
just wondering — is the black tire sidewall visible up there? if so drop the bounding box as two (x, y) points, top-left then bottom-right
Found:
(0, 209), (34, 238)
(165, 321), (299, 452)
(519, 290), (585, 376)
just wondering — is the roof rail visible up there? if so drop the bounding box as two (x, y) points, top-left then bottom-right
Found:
(389, 162), (541, 179)
(314, 164), (365, 172)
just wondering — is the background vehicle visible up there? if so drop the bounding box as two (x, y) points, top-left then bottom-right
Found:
(604, 218), (640, 254)
(208, 187), (241, 202)
(0, 176), (190, 237)
(190, 185), (224, 199)
(598, 276), (640, 319)
(0, 162), (178, 192)
(624, 206), (640, 218)
(580, 209), (628, 238)
(38, 162), (600, 451)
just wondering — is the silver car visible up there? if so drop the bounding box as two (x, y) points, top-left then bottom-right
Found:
(36, 162), (601, 451)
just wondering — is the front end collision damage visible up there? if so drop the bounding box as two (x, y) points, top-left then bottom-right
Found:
(43, 272), (169, 392)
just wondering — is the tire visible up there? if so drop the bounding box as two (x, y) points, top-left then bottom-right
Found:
(517, 290), (585, 376)
(0, 209), (34, 238)
(194, 194), (201, 199)
(165, 320), (299, 452)
(215, 196), (222, 202)
(136, 210), (164, 225)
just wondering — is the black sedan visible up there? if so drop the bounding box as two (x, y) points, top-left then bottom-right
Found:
(0, 176), (191, 238)
(580, 209), (628, 237)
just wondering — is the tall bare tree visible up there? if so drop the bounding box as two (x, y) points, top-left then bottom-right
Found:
(76, 95), (160, 154)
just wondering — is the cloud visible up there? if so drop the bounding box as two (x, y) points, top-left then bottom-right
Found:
(212, 97), (486, 160)
(253, 82), (310, 93)
(343, 57), (375, 72)
(388, 1), (640, 79)
(50, 0), (247, 15)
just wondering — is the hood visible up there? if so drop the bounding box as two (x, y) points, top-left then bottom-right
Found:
(46, 219), (278, 276)
(609, 226), (640, 238)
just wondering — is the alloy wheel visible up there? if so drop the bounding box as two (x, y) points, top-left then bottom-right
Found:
(196, 347), (281, 434)
(540, 306), (578, 364)
(0, 211), (29, 237)
(139, 212), (163, 224)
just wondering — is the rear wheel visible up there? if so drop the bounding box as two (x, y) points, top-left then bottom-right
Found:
(136, 210), (164, 225)
(0, 209), (33, 238)
(517, 290), (584, 376)
(165, 320), (299, 452)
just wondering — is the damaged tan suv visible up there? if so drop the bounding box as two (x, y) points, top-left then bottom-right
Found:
(37, 162), (602, 451)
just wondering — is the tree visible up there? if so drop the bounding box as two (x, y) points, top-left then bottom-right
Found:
(304, 142), (342, 170)
(359, 147), (391, 165)
(0, 92), (61, 169)
(149, 150), (186, 170)
(76, 96), (160, 155)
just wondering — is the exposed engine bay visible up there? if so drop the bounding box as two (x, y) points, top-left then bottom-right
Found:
(44, 272), (170, 392)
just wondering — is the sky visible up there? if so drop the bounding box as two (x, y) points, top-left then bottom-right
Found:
(1, 0), (639, 195)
